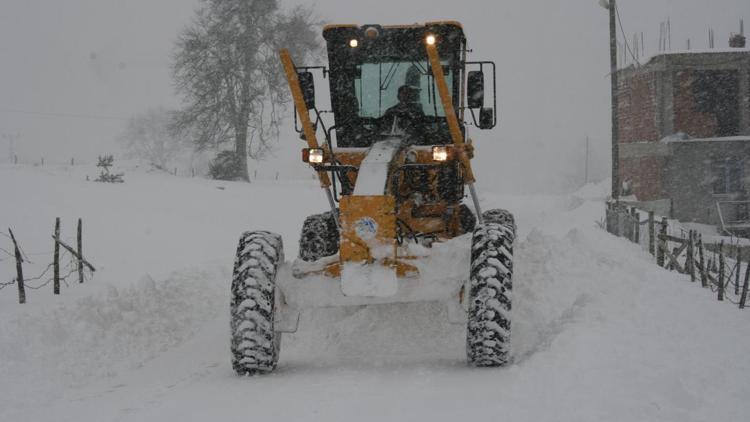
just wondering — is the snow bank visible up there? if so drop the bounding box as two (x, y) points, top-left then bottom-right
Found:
(573, 178), (611, 201)
(0, 268), (225, 409)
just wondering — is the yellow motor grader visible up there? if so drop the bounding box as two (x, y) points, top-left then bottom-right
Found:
(230, 22), (516, 374)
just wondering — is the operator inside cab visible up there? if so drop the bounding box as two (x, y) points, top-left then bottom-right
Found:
(381, 85), (424, 136)
(380, 65), (426, 143)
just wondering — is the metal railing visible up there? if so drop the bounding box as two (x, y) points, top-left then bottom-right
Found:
(716, 200), (750, 236)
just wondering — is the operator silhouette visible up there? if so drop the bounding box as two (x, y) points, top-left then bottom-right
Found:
(381, 84), (425, 142)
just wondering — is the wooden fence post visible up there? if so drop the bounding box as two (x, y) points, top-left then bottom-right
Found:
(54, 218), (60, 295)
(632, 208), (640, 244)
(604, 203), (610, 233)
(687, 230), (695, 282)
(718, 241), (725, 301)
(626, 208), (632, 241)
(740, 256), (749, 309)
(8, 228), (25, 304)
(670, 245), (678, 271)
(608, 203), (618, 236)
(605, 203), (612, 234)
(77, 218), (84, 284)
(699, 235), (708, 288)
(657, 218), (668, 267)
(648, 211), (655, 256)
(735, 248), (741, 296)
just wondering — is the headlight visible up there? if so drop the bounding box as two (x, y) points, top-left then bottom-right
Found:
(303, 148), (325, 164)
(426, 34), (437, 45)
(308, 148), (324, 164)
(349, 39), (359, 48)
(432, 146), (449, 162)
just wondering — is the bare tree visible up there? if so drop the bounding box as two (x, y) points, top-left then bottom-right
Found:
(118, 108), (186, 170)
(172, 0), (321, 181)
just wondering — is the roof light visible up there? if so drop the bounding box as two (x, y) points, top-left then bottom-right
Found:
(426, 34), (437, 45)
(365, 27), (380, 39)
(349, 39), (359, 48)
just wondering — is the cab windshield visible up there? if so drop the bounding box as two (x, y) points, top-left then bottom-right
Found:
(329, 57), (459, 148)
(323, 25), (465, 148)
(355, 60), (453, 119)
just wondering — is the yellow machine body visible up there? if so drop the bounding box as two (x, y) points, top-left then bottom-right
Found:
(281, 22), (483, 283)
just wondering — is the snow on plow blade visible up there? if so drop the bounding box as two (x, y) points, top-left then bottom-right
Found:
(281, 234), (471, 310)
(341, 262), (398, 298)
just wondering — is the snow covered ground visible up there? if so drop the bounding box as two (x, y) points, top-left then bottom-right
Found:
(1, 163), (748, 422)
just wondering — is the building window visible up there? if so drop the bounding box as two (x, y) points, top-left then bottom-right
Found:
(692, 70), (740, 137)
(712, 157), (744, 194)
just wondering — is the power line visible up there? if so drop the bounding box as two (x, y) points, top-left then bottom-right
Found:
(615, 3), (641, 66)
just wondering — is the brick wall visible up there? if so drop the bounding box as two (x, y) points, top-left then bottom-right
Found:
(620, 156), (664, 201)
(673, 70), (719, 138)
(617, 71), (662, 200)
(673, 69), (742, 137)
(617, 72), (659, 143)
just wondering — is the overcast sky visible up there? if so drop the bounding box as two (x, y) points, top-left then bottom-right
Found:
(0, 0), (747, 191)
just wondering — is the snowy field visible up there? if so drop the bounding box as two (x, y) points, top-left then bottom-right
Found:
(1, 163), (749, 422)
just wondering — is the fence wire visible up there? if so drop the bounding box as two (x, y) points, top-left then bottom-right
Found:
(1, 228), (95, 299)
(605, 203), (749, 309)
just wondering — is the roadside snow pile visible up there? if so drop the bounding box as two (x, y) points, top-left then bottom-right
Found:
(0, 268), (225, 396)
(573, 178), (610, 201)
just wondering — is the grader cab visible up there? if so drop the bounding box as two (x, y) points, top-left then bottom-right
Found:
(230, 22), (516, 375)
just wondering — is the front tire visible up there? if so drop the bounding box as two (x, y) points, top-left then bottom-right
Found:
(466, 209), (515, 367)
(230, 231), (284, 375)
(298, 211), (339, 262)
(459, 204), (477, 234)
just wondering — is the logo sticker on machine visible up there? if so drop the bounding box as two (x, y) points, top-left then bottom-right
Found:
(355, 217), (378, 241)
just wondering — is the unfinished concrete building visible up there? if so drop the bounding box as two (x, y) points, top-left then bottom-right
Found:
(617, 46), (750, 235)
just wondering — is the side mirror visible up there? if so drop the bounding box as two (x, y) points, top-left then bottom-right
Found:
(298, 71), (315, 110)
(467, 71), (485, 109)
(478, 107), (494, 130)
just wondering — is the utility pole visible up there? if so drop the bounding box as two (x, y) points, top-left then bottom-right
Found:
(585, 135), (590, 185)
(2, 132), (19, 164)
(607, 0), (620, 199)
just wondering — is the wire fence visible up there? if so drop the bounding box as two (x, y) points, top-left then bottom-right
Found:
(1, 218), (95, 303)
(605, 202), (749, 310)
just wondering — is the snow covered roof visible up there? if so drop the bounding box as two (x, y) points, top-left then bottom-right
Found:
(650, 47), (750, 57)
(618, 48), (749, 72)
(663, 135), (750, 144)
